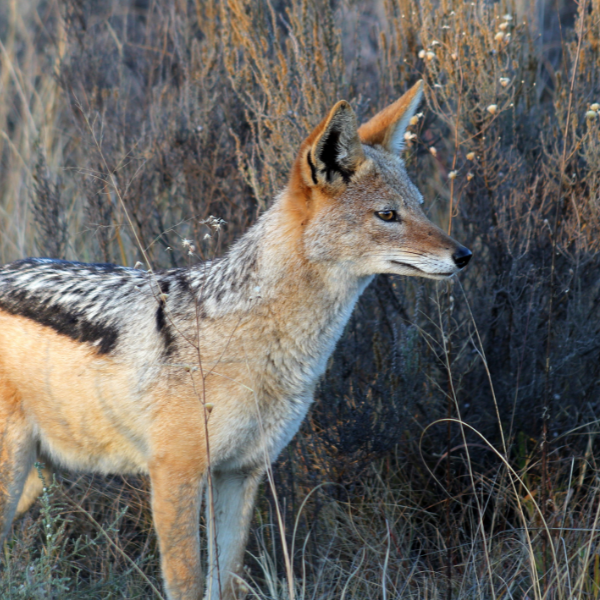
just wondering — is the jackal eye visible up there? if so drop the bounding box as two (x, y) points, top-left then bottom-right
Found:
(376, 210), (398, 222)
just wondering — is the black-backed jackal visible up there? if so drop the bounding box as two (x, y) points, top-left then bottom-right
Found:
(0, 81), (471, 599)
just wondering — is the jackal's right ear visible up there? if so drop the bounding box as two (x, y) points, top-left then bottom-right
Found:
(300, 101), (365, 189)
(358, 80), (423, 154)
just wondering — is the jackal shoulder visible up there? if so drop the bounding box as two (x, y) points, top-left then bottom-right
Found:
(0, 258), (198, 357)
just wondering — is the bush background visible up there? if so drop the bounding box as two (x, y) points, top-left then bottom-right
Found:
(1, 0), (600, 597)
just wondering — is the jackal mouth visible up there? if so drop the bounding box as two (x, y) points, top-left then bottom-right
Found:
(391, 261), (454, 278)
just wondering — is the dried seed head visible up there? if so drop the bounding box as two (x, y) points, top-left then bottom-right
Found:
(200, 215), (227, 231)
(205, 403), (214, 413)
(487, 104), (498, 115)
(429, 146), (437, 156)
(591, 103), (600, 112)
(499, 77), (510, 87)
(425, 51), (436, 61)
(466, 152), (475, 161)
(404, 131), (417, 141)
(448, 170), (458, 180)
(451, 52), (458, 60)
(409, 115), (419, 126)
(499, 22), (509, 30)
(502, 13), (513, 21)
(467, 172), (474, 181)
(418, 49), (426, 59)
(494, 31), (505, 41)
(586, 110), (598, 120)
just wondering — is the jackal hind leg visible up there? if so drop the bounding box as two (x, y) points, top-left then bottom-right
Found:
(0, 390), (36, 546)
(150, 461), (205, 600)
(15, 460), (53, 516)
(205, 468), (264, 600)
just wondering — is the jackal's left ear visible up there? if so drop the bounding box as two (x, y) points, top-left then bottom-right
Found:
(302, 100), (365, 189)
(358, 80), (423, 154)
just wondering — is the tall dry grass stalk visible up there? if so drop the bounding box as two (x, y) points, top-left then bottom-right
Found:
(2, 0), (600, 598)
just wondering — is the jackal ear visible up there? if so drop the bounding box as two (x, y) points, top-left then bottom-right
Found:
(303, 100), (365, 188)
(358, 80), (423, 154)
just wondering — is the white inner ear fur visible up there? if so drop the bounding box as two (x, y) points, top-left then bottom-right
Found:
(386, 86), (424, 155)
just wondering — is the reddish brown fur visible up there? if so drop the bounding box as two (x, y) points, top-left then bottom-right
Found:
(357, 82), (423, 147)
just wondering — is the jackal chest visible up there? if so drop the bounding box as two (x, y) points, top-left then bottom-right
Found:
(181, 297), (358, 470)
(208, 389), (313, 472)
(200, 345), (324, 470)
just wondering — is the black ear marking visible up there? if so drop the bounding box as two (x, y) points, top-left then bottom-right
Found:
(307, 100), (364, 187)
(307, 151), (318, 185)
(317, 126), (353, 184)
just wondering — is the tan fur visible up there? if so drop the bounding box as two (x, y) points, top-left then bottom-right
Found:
(15, 464), (50, 515)
(0, 82), (471, 600)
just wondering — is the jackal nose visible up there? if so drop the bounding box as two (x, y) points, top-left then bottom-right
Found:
(452, 246), (472, 269)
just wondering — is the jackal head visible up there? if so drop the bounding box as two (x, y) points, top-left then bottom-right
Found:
(286, 81), (472, 280)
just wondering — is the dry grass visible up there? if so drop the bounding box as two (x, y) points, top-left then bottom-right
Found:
(2, 0), (600, 598)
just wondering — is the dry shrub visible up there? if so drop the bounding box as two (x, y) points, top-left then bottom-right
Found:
(2, 0), (600, 597)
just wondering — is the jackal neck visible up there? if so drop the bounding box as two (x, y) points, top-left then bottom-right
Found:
(189, 197), (372, 367)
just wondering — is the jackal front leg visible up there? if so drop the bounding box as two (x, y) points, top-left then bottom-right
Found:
(205, 468), (263, 600)
(150, 461), (205, 600)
